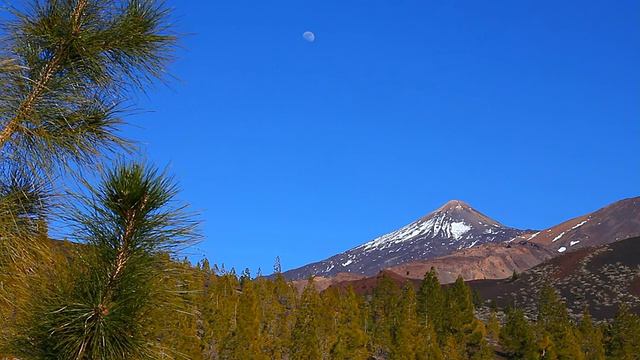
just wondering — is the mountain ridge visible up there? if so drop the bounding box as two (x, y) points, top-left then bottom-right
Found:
(281, 200), (533, 280)
(296, 196), (640, 295)
(379, 197), (640, 284)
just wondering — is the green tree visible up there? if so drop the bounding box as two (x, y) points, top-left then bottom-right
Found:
(605, 303), (640, 360)
(445, 276), (474, 336)
(0, 0), (180, 355)
(486, 310), (501, 343)
(289, 277), (321, 360)
(446, 276), (492, 359)
(201, 273), (240, 359)
(471, 288), (483, 308)
(273, 255), (282, 274)
(319, 286), (341, 359)
(226, 278), (266, 359)
(0, 0), (177, 230)
(500, 305), (539, 359)
(418, 321), (444, 360)
(536, 284), (584, 360)
(148, 258), (203, 359)
(417, 268), (446, 342)
(255, 273), (294, 359)
(441, 335), (464, 360)
(369, 273), (400, 359)
(266, 272), (297, 359)
(390, 283), (420, 360)
(391, 282), (443, 360)
(0, 0), (176, 171)
(12, 161), (200, 359)
(330, 286), (368, 360)
(578, 308), (605, 360)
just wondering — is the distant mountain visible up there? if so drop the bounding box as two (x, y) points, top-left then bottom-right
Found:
(282, 200), (533, 280)
(384, 196), (640, 284)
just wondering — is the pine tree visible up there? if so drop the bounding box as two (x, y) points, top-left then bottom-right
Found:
(0, 0), (180, 355)
(605, 303), (640, 359)
(486, 311), (501, 343)
(255, 274), (292, 359)
(446, 276), (492, 359)
(0, 212), (53, 357)
(289, 277), (322, 360)
(330, 286), (368, 360)
(417, 268), (446, 342)
(445, 276), (475, 337)
(500, 305), (539, 359)
(369, 273), (400, 359)
(319, 286), (341, 359)
(0, 0), (177, 171)
(201, 273), (240, 359)
(536, 284), (584, 360)
(390, 283), (420, 360)
(274, 255), (282, 274)
(268, 272), (297, 359)
(0, 0), (178, 243)
(441, 335), (464, 360)
(148, 258), (203, 359)
(12, 161), (200, 359)
(471, 288), (483, 308)
(227, 278), (266, 359)
(418, 321), (444, 360)
(578, 308), (605, 360)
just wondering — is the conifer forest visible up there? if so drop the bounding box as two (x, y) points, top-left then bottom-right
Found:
(0, 1), (639, 359)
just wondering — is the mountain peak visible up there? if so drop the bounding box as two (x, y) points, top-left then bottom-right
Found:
(281, 200), (531, 280)
(438, 200), (471, 211)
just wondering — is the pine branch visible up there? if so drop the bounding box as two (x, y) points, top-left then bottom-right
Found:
(0, 2), (185, 358)
(0, 0), (90, 149)
(18, 160), (202, 360)
(0, 0), (179, 175)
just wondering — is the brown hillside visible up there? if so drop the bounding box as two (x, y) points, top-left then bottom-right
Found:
(469, 235), (640, 321)
(325, 269), (421, 296)
(530, 196), (640, 252)
(387, 240), (554, 284)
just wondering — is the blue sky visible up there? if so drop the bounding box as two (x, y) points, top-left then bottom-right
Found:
(126, 0), (639, 274)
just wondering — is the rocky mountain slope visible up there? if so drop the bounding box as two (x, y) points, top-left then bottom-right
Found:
(387, 240), (555, 284)
(528, 197), (640, 252)
(469, 235), (640, 320)
(282, 200), (533, 280)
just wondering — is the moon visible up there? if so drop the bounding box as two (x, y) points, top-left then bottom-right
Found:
(302, 31), (315, 42)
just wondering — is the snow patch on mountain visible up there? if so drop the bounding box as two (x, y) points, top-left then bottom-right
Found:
(361, 213), (473, 252)
(571, 220), (588, 230)
(450, 222), (471, 240)
(552, 231), (566, 242)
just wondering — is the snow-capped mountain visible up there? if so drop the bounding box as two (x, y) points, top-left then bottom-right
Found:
(281, 200), (533, 280)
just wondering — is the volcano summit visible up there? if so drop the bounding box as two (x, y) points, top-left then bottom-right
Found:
(282, 200), (532, 280)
